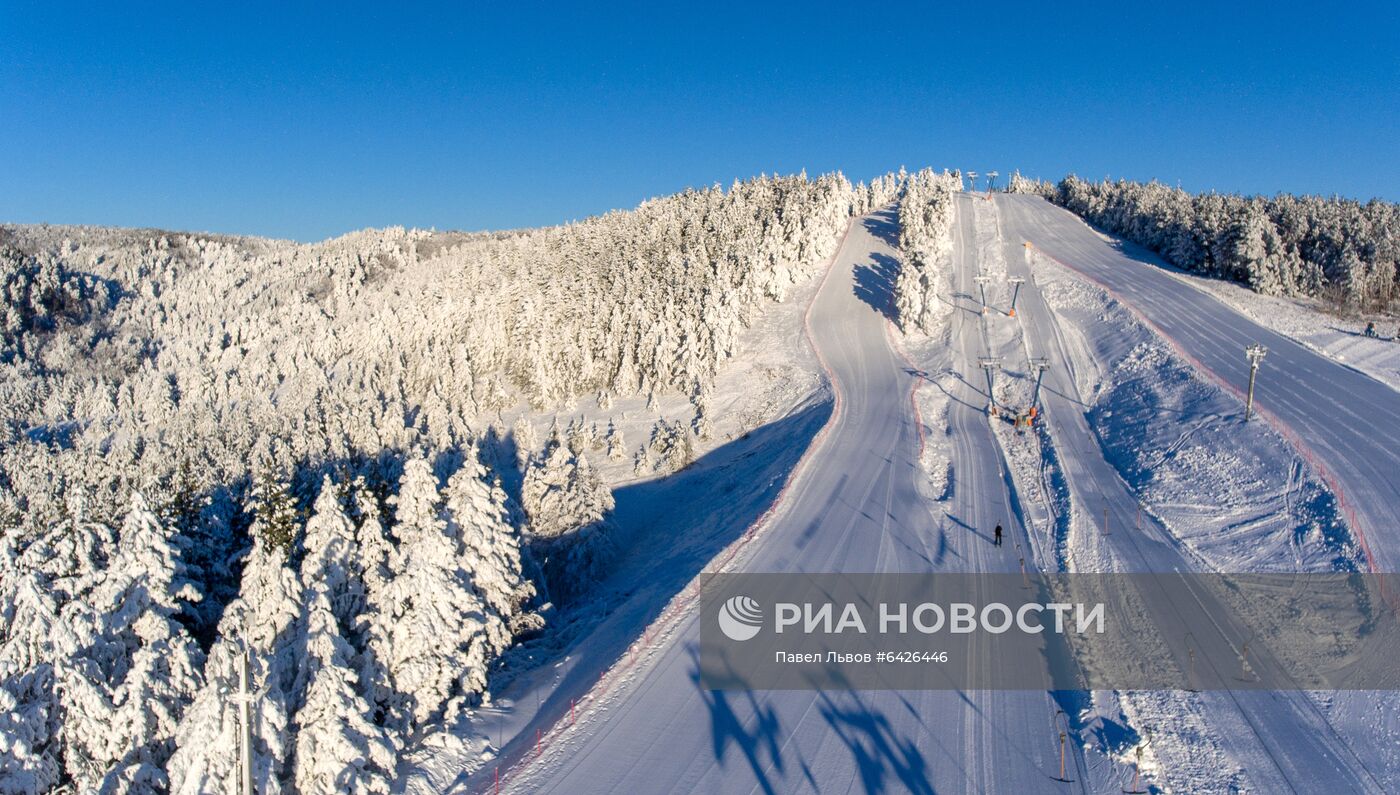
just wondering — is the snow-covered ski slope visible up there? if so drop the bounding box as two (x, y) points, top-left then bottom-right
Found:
(976, 193), (1388, 792)
(998, 194), (1400, 575)
(459, 197), (1395, 794)
(473, 207), (1123, 793)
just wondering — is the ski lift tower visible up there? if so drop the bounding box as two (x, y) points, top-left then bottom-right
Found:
(987, 170), (1000, 192)
(966, 170), (978, 193)
(1244, 344), (1267, 421)
(973, 275), (992, 314)
(978, 357), (1002, 414)
(1029, 357), (1050, 411)
(1007, 276), (1026, 317)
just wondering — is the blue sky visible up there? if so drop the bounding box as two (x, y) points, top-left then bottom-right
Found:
(3, 1), (1396, 241)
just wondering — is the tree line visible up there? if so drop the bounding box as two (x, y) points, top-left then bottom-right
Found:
(1009, 174), (1399, 312)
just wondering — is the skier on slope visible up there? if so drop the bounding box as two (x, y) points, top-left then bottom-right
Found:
(994, 524), (1003, 547)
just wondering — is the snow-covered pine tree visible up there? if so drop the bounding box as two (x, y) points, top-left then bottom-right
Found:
(373, 458), (491, 728)
(605, 421), (625, 461)
(58, 492), (205, 794)
(0, 569), (82, 795)
(520, 440), (615, 540)
(167, 642), (288, 795)
(445, 446), (542, 639)
(520, 439), (615, 600)
(894, 168), (960, 335)
(690, 380), (714, 441)
(292, 594), (395, 795)
(168, 535), (300, 794)
(298, 476), (363, 629)
(0, 669), (63, 794)
(115, 490), (202, 611)
(647, 419), (694, 476)
(250, 467), (300, 552)
(345, 475), (396, 726)
(565, 417), (587, 456)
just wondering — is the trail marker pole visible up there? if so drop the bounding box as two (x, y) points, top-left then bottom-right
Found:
(1124, 744), (1147, 794)
(1184, 634), (1200, 691)
(1059, 731), (1068, 782)
(1052, 709), (1074, 783)
(1244, 344), (1267, 421)
(1029, 358), (1050, 412)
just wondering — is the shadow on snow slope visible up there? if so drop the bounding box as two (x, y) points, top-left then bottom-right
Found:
(446, 396), (833, 791)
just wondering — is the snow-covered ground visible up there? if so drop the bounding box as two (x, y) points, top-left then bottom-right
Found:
(1080, 228), (1400, 393)
(1027, 257), (1358, 574)
(994, 194), (1398, 792)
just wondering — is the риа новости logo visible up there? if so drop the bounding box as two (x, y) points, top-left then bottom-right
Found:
(717, 595), (763, 641)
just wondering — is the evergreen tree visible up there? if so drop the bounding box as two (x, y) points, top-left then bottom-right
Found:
(299, 476), (362, 629)
(59, 492), (206, 793)
(445, 446), (542, 638)
(292, 595), (395, 795)
(251, 468), (300, 553)
(373, 458), (491, 728)
(168, 537), (299, 794)
(605, 420), (626, 461)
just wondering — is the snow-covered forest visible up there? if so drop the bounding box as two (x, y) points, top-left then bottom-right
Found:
(0, 171), (902, 793)
(894, 169), (962, 333)
(1016, 175), (1399, 312)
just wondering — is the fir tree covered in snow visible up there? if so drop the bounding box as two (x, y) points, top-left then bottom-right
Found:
(298, 477), (363, 629)
(58, 492), (205, 794)
(291, 594), (395, 795)
(373, 458), (492, 728)
(895, 168), (962, 334)
(445, 446), (542, 637)
(646, 419), (695, 476)
(521, 434), (615, 601)
(168, 536), (300, 794)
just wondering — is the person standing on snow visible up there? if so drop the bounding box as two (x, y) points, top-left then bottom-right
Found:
(994, 524), (1003, 547)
